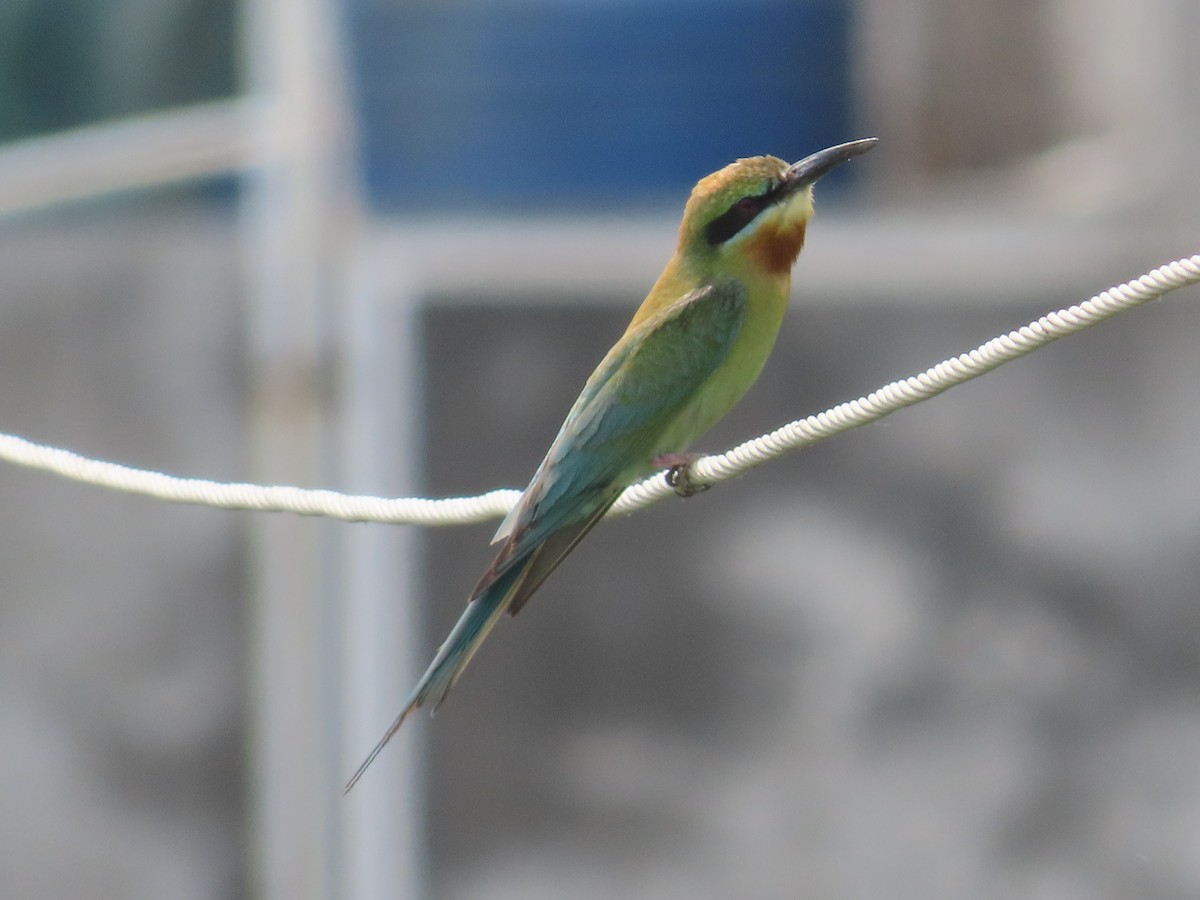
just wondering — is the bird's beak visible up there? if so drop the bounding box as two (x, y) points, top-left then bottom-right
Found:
(784, 137), (878, 191)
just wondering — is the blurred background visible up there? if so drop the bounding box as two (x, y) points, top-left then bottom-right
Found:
(0, 1), (1199, 898)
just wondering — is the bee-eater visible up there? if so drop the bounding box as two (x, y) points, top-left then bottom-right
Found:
(346, 137), (877, 790)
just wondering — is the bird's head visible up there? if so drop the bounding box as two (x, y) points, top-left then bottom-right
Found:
(678, 138), (877, 279)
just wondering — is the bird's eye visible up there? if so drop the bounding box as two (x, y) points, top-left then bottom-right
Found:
(704, 192), (771, 246)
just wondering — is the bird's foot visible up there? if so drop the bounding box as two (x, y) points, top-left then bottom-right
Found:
(653, 453), (710, 498)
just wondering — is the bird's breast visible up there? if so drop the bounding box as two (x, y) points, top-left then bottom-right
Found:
(654, 277), (790, 454)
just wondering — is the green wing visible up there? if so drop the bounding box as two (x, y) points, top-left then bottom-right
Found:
(484, 278), (746, 613)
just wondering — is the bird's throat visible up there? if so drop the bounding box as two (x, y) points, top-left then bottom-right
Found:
(743, 219), (808, 277)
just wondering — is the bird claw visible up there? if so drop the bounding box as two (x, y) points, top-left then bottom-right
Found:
(654, 453), (709, 498)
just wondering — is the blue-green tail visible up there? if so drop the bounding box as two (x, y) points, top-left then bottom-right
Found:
(344, 495), (615, 791)
(343, 561), (526, 792)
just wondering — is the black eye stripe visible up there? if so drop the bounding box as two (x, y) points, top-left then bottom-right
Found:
(704, 186), (780, 246)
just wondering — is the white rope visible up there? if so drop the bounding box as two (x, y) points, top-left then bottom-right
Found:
(0, 433), (518, 525)
(612, 252), (1200, 513)
(2, 253), (1197, 523)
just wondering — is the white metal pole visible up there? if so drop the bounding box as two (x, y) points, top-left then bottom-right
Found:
(239, 0), (423, 896)
(337, 256), (426, 900)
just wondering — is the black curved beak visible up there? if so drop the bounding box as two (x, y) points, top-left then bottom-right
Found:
(784, 137), (878, 191)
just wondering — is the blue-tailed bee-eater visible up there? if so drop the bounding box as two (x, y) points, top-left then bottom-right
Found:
(346, 137), (878, 790)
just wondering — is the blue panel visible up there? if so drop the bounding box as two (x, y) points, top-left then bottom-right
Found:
(345, 0), (854, 211)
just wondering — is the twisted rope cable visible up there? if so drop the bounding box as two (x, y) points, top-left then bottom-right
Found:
(612, 252), (1200, 513)
(1, 253), (1197, 523)
(0, 433), (519, 524)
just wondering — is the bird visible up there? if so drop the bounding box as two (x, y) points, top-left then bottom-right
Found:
(345, 137), (878, 791)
